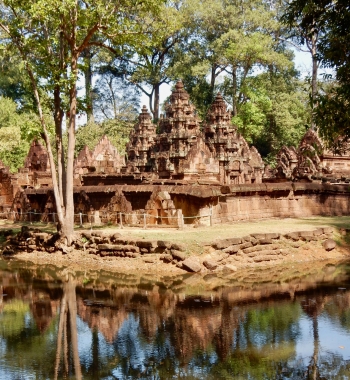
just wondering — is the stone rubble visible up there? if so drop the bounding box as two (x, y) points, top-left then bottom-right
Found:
(0, 225), (338, 273)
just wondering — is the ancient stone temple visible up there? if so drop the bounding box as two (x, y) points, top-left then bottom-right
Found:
(274, 146), (298, 181)
(75, 135), (126, 186)
(126, 105), (157, 176)
(153, 81), (219, 181)
(124, 81), (263, 184)
(20, 139), (52, 188)
(4, 81), (350, 227)
(90, 135), (125, 173)
(0, 162), (14, 215)
(74, 145), (92, 180)
(204, 93), (264, 184)
(275, 128), (350, 182)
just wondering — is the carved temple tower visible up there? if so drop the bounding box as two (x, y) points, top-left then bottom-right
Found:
(153, 81), (219, 181)
(126, 105), (156, 175)
(204, 93), (264, 184)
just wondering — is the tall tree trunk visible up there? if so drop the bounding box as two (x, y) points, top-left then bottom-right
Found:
(63, 54), (77, 245)
(153, 83), (160, 122)
(26, 66), (66, 232)
(311, 27), (318, 130)
(53, 85), (65, 208)
(210, 65), (217, 100)
(84, 48), (94, 122)
(232, 66), (238, 117)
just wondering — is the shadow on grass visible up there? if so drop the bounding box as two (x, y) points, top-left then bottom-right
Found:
(298, 216), (350, 229)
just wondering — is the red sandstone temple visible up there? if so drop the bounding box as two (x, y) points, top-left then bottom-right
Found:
(1, 81), (350, 226)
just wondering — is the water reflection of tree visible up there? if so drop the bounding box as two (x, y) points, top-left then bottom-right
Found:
(0, 273), (60, 378)
(54, 273), (82, 380)
(209, 302), (301, 379)
(301, 295), (325, 380)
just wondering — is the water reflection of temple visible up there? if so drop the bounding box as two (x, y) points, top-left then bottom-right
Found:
(2, 264), (350, 378)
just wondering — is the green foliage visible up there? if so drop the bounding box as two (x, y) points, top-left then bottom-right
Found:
(232, 84), (272, 144)
(0, 97), (42, 172)
(211, 303), (301, 379)
(232, 69), (309, 160)
(75, 118), (135, 156)
(0, 37), (35, 111)
(282, 0), (350, 145)
(0, 299), (30, 338)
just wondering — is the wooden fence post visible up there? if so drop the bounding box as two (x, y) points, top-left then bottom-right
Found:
(119, 212), (123, 229)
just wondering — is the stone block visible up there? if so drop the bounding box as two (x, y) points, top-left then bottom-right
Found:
(239, 241), (252, 250)
(250, 233), (265, 240)
(259, 238), (273, 245)
(97, 244), (125, 251)
(171, 243), (186, 251)
(182, 257), (202, 273)
(222, 264), (238, 272)
(313, 228), (323, 236)
(111, 232), (121, 241)
(136, 240), (158, 249)
(300, 234), (317, 242)
(203, 259), (218, 270)
(243, 244), (280, 254)
(171, 249), (186, 261)
(265, 232), (280, 239)
(322, 227), (334, 234)
(114, 239), (128, 245)
(99, 251), (111, 257)
(34, 232), (49, 241)
(253, 254), (279, 262)
(212, 238), (242, 250)
(243, 245), (263, 254)
(160, 253), (173, 263)
(223, 245), (240, 254)
(125, 252), (140, 258)
(284, 232), (300, 241)
(323, 239), (336, 251)
(299, 231), (315, 238)
(215, 252), (230, 262)
(157, 240), (172, 249)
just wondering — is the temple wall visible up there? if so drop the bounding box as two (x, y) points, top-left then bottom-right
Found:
(21, 182), (350, 227)
(211, 183), (350, 223)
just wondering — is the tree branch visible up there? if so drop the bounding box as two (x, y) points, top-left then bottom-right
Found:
(277, 36), (310, 53)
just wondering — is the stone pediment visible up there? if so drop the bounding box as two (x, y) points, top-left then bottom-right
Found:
(24, 140), (51, 173)
(91, 135), (125, 169)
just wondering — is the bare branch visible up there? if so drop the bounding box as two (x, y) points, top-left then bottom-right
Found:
(278, 36), (310, 53)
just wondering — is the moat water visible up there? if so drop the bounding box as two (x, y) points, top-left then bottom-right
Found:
(1, 258), (350, 379)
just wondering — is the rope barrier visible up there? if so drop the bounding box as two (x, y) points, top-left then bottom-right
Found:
(0, 207), (214, 229)
(0, 211), (212, 219)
